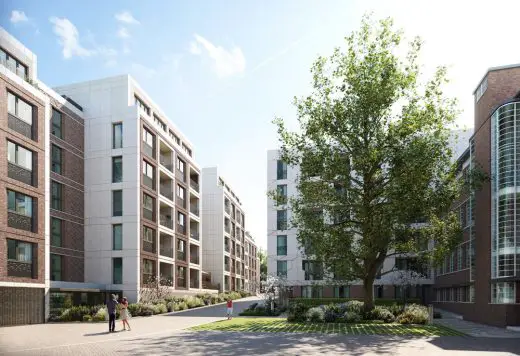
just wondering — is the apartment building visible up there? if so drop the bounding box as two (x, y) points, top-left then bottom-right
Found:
(433, 64), (520, 327)
(244, 231), (260, 294)
(0, 28), (86, 326)
(266, 153), (435, 300)
(54, 75), (203, 303)
(201, 166), (259, 293)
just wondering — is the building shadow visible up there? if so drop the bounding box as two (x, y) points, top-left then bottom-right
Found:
(428, 336), (520, 355)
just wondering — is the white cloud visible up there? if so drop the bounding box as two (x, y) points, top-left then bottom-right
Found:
(11, 10), (28, 24)
(115, 11), (140, 25)
(117, 27), (130, 39)
(49, 17), (94, 59)
(190, 34), (246, 78)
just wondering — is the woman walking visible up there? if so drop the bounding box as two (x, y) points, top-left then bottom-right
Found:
(120, 297), (131, 331)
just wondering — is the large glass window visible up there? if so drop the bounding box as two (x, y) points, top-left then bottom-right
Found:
(143, 226), (155, 243)
(51, 254), (62, 281)
(112, 190), (123, 216)
(112, 257), (122, 284)
(143, 193), (154, 220)
(302, 260), (323, 280)
(277, 184), (287, 204)
(277, 235), (287, 255)
(177, 239), (186, 260)
(113, 224), (122, 250)
(277, 210), (287, 230)
(143, 128), (154, 148)
(334, 286), (350, 298)
(491, 282), (516, 304)
(51, 218), (62, 247)
(51, 109), (62, 138)
(277, 160), (287, 180)
(51, 145), (62, 174)
(7, 92), (32, 125)
(112, 156), (122, 183)
(51, 181), (63, 211)
(112, 123), (123, 149)
(7, 141), (32, 171)
(7, 190), (32, 217)
(277, 260), (287, 278)
(7, 239), (32, 263)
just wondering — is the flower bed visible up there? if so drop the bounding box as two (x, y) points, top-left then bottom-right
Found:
(287, 300), (430, 325)
(288, 298), (421, 308)
(50, 291), (251, 322)
(238, 301), (286, 316)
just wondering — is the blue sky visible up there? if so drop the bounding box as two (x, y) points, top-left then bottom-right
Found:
(2, 0), (520, 250)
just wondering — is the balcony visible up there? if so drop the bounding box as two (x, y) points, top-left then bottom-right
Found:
(143, 237), (156, 254)
(177, 197), (186, 209)
(159, 262), (174, 286)
(7, 260), (33, 278)
(190, 170), (200, 192)
(159, 142), (173, 172)
(190, 220), (200, 240)
(190, 268), (200, 289)
(142, 173), (154, 190)
(159, 233), (174, 258)
(177, 266), (187, 288)
(177, 223), (186, 235)
(190, 196), (200, 217)
(225, 238), (230, 253)
(159, 172), (173, 201)
(190, 245), (200, 265)
(224, 199), (231, 215)
(176, 169), (186, 183)
(159, 203), (173, 230)
(224, 218), (231, 234)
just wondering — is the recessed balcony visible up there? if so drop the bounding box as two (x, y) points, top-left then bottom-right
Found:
(159, 141), (174, 173)
(159, 203), (173, 230)
(190, 219), (200, 241)
(159, 171), (174, 201)
(159, 233), (174, 258)
(190, 170), (200, 192)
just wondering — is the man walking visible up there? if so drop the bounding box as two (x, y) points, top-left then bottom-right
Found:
(107, 294), (118, 333)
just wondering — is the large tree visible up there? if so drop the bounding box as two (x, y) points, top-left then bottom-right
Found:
(274, 15), (468, 310)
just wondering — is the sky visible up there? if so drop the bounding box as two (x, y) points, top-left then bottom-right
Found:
(1, 0), (520, 250)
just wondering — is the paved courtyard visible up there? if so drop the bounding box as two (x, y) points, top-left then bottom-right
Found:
(0, 297), (519, 355)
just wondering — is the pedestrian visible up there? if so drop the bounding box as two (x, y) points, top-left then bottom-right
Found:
(107, 294), (118, 333)
(226, 298), (233, 320)
(120, 297), (131, 331)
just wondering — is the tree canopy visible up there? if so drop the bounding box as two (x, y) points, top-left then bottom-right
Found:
(273, 15), (469, 310)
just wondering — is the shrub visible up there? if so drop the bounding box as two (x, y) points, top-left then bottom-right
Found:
(59, 308), (71, 322)
(397, 304), (428, 325)
(128, 303), (141, 316)
(343, 311), (362, 323)
(155, 303), (168, 314)
(287, 302), (308, 322)
(387, 303), (404, 317)
(186, 296), (204, 309)
(288, 298), (421, 308)
(210, 295), (220, 304)
(306, 307), (325, 323)
(93, 307), (107, 322)
(228, 291), (242, 300)
(166, 302), (174, 312)
(83, 315), (92, 322)
(249, 302), (258, 310)
(139, 304), (154, 316)
(178, 302), (188, 311)
(367, 306), (395, 323)
(345, 300), (364, 314)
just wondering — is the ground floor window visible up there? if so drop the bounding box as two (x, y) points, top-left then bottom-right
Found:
(334, 285), (350, 298)
(491, 282), (516, 304)
(302, 285), (322, 298)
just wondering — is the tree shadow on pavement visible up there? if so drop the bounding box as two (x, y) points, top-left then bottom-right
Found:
(83, 330), (121, 337)
(428, 337), (520, 355)
(115, 331), (425, 356)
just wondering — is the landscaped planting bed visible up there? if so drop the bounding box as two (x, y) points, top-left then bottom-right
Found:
(49, 291), (251, 322)
(189, 318), (464, 336)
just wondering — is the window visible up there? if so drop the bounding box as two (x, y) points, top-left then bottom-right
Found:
(142, 160), (154, 188)
(112, 156), (122, 183)
(1, 48), (28, 79)
(277, 235), (287, 255)
(51, 145), (62, 174)
(135, 95), (150, 115)
(153, 114), (167, 131)
(7, 141), (32, 171)
(169, 130), (180, 145)
(112, 257), (122, 284)
(51, 218), (62, 247)
(177, 239), (186, 260)
(277, 260), (287, 278)
(7, 239), (32, 263)
(177, 265), (186, 287)
(7, 190), (33, 217)
(475, 76), (488, 103)
(51, 181), (63, 211)
(276, 184), (287, 205)
(302, 286), (322, 298)
(277, 210), (287, 230)
(143, 225), (155, 243)
(112, 190), (123, 216)
(277, 160), (287, 180)
(334, 286), (350, 298)
(177, 158), (185, 173)
(177, 185), (185, 200)
(457, 245), (463, 270)
(112, 123), (123, 149)
(143, 259), (154, 282)
(143, 127), (154, 148)
(7, 92), (32, 125)
(51, 109), (62, 138)
(177, 212), (186, 233)
(113, 224), (122, 250)
(143, 193), (154, 220)
(51, 254), (62, 281)
(302, 260), (323, 280)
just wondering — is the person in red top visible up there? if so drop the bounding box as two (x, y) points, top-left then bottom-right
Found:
(226, 299), (233, 320)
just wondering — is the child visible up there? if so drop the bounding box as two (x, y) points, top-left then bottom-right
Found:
(226, 299), (233, 320)
(120, 297), (131, 331)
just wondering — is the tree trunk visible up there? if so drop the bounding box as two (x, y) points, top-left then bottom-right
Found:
(363, 278), (375, 311)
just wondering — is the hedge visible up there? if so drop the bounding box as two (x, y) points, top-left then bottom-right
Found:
(288, 298), (422, 308)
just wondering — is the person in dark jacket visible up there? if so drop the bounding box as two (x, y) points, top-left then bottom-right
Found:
(107, 294), (118, 332)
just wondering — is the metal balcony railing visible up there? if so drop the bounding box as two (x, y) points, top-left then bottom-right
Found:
(190, 231), (200, 240)
(190, 179), (199, 192)
(160, 215), (173, 229)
